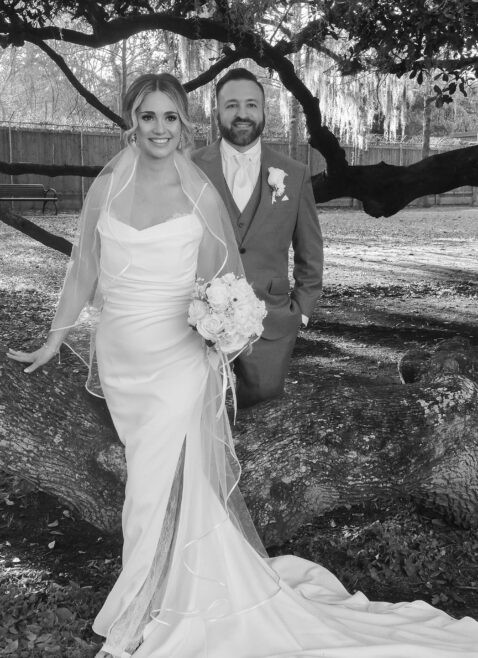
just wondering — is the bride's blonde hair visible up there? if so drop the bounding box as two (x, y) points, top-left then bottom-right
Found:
(123, 73), (194, 151)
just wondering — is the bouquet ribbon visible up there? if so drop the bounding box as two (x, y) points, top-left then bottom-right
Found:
(206, 348), (238, 423)
(206, 339), (259, 423)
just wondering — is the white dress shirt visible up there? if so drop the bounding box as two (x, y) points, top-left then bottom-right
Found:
(220, 139), (261, 211)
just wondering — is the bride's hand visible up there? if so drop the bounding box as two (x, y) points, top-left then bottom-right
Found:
(7, 343), (59, 374)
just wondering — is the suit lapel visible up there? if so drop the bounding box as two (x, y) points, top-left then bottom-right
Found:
(196, 141), (242, 243)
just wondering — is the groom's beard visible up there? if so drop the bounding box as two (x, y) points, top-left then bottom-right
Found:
(217, 113), (265, 147)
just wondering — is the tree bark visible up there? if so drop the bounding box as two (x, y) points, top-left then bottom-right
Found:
(0, 205), (72, 255)
(288, 42), (301, 160)
(0, 160), (101, 178)
(0, 346), (125, 532)
(312, 144), (478, 217)
(1, 337), (477, 546)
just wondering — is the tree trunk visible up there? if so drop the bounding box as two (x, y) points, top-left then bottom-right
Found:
(288, 92), (300, 161)
(209, 85), (217, 144)
(422, 100), (432, 160)
(121, 39), (128, 107)
(2, 337), (478, 546)
(207, 40), (220, 145)
(420, 77), (433, 208)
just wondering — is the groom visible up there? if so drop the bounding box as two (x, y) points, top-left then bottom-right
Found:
(192, 68), (323, 408)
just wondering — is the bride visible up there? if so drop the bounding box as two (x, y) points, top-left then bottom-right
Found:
(8, 73), (478, 658)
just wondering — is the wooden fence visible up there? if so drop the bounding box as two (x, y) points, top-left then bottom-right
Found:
(0, 125), (475, 211)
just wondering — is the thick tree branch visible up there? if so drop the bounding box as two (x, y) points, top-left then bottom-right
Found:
(184, 48), (242, 92)
(275, 18), (330, 55)
(29, 39), (125, 129)
(0, 14), (233, 48)
(0, 161), (102, 177)
(0, 205), (72, 255)
(313, 145), (478, 217)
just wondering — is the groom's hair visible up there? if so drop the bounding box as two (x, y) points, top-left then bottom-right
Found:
(215, 68), (265, 101)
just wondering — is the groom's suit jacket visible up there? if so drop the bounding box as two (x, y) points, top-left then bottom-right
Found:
(192, 140), (323, 340)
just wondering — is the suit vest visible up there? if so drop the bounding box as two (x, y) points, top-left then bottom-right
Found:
(221, 168), (263, 245)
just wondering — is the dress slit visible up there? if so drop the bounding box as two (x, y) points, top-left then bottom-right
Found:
(102, 439), (187, 655)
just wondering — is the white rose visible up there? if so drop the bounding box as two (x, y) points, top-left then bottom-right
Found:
(267, 167), (287, 196)
(231, 277), (254, 299)
(220, 272), (237, 285)
(206, 280), (230, 311)
(221, 316), (236, 335)
(218, 333), (248, 354)
(188, 299), (208, 326)
(197, 313), (225, 342)
(232, 306), (252, 329)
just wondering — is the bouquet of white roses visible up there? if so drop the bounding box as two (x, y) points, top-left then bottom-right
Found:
(188, 273), (267, 355)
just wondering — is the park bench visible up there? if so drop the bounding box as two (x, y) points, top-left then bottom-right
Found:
(0, 183), (58, 214)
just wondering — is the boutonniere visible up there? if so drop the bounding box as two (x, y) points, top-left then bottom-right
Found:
(267, 167), (289, 203)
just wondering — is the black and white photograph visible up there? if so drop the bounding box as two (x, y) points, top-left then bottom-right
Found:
(1, 1), (478, 656)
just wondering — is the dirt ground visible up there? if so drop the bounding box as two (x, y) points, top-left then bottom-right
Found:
(1, 205), (478, 654)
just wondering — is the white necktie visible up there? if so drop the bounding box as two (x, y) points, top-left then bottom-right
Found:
(232, 153), (253, 213)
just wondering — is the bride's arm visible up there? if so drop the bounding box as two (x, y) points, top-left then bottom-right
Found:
(8, 214), (100, 374)
(8, 158), (118, 373)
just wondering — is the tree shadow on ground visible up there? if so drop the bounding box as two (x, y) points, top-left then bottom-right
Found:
(312, 307), (478, 344)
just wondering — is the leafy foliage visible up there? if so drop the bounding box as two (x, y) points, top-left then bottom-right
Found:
(321, 1), (478, 71)
(0, 576), (104, 656)
(1, 0), (478, 101)
(0, 473), (119, 657)
(278, 498), (478, 614)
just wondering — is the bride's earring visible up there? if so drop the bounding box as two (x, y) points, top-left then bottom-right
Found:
(178, 133), (183, 150)
(131, 132), (137, 143)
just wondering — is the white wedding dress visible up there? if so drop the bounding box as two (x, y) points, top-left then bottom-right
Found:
(91, 209), (478, 658)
